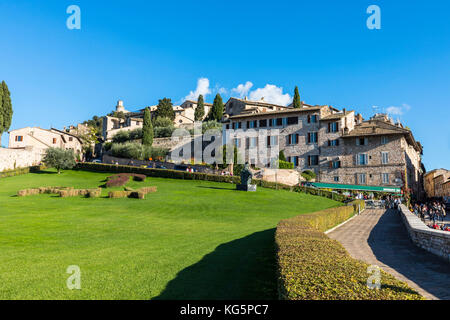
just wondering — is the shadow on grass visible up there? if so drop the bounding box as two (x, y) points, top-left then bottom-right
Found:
(196, 186), (235, 191)
(153, 229), (278, 300)
(30, 170), (58, 174)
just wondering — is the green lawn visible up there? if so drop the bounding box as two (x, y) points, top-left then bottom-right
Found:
(0, 169), (340, 300)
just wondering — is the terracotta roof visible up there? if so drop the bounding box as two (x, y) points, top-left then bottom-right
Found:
(321, 111), (354, 121)
(227, 105), (325, 120)
(225, 97), (290, 109)
(184, 100), (213, 106)
(342, 120), (422, 152)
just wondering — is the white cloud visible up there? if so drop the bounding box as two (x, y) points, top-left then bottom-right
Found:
(231, 81), (253, 98)
(386, 103), (411, 116)
(183, 78), (212, 101)
(248, 84), (292, 106)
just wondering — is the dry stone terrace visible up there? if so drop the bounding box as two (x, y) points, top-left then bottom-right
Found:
(222, 99), (424, 199)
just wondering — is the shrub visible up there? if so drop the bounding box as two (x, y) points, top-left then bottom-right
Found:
(110, 142), (169, 160)
(106, 175), (131, 188)
(1, 165), (43, 178)
(278, 160), (294, 169)
(276, 202), (423, 300)
(154, 126), (175, 138)
(87, 188), (102, 198)
(108, 191), (132, 198)
(301, 170), (316, 181)
(112, 130), (131, 143)
(153, 117), (173, 128)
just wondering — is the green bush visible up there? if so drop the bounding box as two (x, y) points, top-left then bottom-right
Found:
(278, 160), (294, 169)
(301, 170), (316, 181)
(154, 126), (175, 138)
(153, 117), (173, 128)
(110, 142), (168, 160)
(276, 202), (423, 300)
(112, 131), (131, 143)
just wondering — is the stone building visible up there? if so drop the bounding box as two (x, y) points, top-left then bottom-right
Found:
(430, 170), (450, 198)
(222, 98), (424, 198)
(8, 127), (83, 156)
(102, 99), (212, 141)
(424, 169), (448, 198)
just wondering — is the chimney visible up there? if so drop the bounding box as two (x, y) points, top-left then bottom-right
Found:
(261, 97), (264, 101)
(343, 108), (346, 114)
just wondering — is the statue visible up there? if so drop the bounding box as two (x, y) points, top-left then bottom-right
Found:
(237, 163), (257, 191)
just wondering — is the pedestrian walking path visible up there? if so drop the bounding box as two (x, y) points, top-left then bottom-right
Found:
(328, 208), (450, 300)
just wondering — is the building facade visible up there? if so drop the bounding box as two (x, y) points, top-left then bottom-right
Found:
(222, 98), (424, 198)
(8, 127), (83, 158)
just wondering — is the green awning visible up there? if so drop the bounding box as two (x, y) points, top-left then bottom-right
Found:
(311, 182), (401, 193)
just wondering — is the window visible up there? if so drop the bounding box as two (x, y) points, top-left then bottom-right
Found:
(287, 117), (298, 125)
(276, 118), (283, 126)
(247, 120), (256, 129)
(234, 138), (241, 148)
(15, 136), (23, 142)
(381, 152), (389, 164)
(259, 119), (267, 128)
(307, 114), (318, 123)
(249, 137), (257, 148)
(53, 138), (57, 144)
(308, 155), (319, 166)
(382, 173), (389, 184)
(328, 122), (339, 133)
(286, 134), (299, 145)
(328, 139), (340, 146)
(267, 136), (278, 147)
(329, 160), (341, 169)
(226, 124), (230, 129)
(69, 137), (73, 142)
(357, 173), (367, 185)
(356, 137), (368, 146)
(334, 176), (340, 182)
(233, 122), (242, 129)
(381, 136), (388, 145)
(307, 132), (318, 144)
(358, 153), (368, 165)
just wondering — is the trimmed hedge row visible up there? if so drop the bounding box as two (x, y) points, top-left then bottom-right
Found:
(76, 163), (352, 202)
(108, 186), (157, 199)
(77, 163), (241, 185)
(17, 186), (102, 198)
(275, 201), (423, 300)
(1, 165), (44, 178)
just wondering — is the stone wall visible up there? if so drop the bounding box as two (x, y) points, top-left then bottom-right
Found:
(399, 204), (450, 263)
(0, 147), (44, 172)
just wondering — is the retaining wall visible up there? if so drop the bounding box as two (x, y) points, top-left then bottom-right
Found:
(399, 204), (450, 263)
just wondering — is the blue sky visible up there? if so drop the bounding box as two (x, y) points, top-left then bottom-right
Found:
(0, 0), (449, 170)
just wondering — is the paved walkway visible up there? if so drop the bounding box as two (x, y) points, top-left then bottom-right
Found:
(328, 208), (450, 300)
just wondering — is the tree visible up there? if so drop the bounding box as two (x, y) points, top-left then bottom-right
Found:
(155, 98), (175, 121)
(0, 81), (13, 137)
(194, 94), (205, 121)
(293, 86), (301, 109)
(279, 150), (286, 161)
(42, 148), (76, 174)
(207, 94), (224, 121)
(142, 107), (153, 146)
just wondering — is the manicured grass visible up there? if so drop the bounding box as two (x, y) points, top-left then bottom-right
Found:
(0, 169), (340, 300)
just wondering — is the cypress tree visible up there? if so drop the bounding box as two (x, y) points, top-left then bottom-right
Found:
(0, 83), (3, 135)
(207, 94), (224, 121)
(194, 94), (205, 121)
(155, 98), (175, 121)
(142, 107), (153, 146)
(293, 86), (301, 109)
(1, 81), (12, 134)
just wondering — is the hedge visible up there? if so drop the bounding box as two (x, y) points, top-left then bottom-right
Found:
(76, 163), (352, 203)
(0, 165), (44, 179)
(275, 201), (423, 300)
